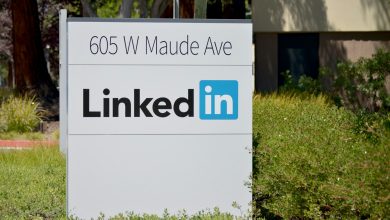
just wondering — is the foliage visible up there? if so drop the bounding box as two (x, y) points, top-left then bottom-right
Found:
(281, 50), (390, 114)
(0, 87), (13, 103)
(91, 0), (155, 18)
(96, 0), (121, 17)
(0, 147), (66, 219)
(0, 95), (389, 219)
(280, 70), (322, 95)
(0, 0), (11, 88)
(252, 94), (390, 219)
(0, 95), (43, 132)
(353, 110), (390, 145)
(323, 49), (390, 112)
(70, 208), (236, 220)
(0, 0), (12, 61)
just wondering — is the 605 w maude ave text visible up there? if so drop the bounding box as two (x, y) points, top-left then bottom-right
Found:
(89, 35), (233, 56)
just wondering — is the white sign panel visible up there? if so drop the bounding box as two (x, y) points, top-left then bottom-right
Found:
(61, 14), (252, 219)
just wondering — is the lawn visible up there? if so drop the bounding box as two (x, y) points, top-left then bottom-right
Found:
(0, 147), (65, 219)
(0, 94), (389, 219)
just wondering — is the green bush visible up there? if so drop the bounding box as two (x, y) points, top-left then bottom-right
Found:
(324, 49), (390, 112)
(352, 110), (390, 145)
(280, 70), (322, 95)
(70, 208), (235, 220)
(0, 95), (43, 132)
(253, 94), (389, 219)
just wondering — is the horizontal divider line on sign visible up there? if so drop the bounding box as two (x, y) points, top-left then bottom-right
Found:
(68, 63), (252, 67)
(68, 133), (252, 136)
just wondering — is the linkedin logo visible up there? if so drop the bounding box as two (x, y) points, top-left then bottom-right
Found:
(82, 80), (238, 120)
(199, 80), (238, 120)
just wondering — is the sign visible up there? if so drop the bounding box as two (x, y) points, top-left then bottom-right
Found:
(60, 11), (252, 219)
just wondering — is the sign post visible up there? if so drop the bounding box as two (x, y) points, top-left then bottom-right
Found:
(60, 12), (252, 218)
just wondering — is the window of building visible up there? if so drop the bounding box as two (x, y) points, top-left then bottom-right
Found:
(278, 33), (319, 85)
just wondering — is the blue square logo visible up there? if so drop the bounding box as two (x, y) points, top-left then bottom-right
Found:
(199, 80), (238, 120)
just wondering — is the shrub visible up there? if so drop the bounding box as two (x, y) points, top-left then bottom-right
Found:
(352, 110), (390, 145)
(324, 49), (390, 112)
(0, 95), (43, 132)
(253, 94), (389, 219)
(70, 208), (235, 220)
(280, 70), (322, 95)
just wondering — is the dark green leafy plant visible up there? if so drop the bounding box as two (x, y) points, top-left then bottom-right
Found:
(280, 70), (322, 95)
(353, 110), (390, 144)
(325, 49), (390, 112)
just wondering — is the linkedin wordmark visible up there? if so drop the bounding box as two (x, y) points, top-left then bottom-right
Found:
(83, 88), (194, 118)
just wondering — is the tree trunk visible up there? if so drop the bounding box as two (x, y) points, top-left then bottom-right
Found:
(11, 0), (58, 102)
(7, 60), (13, 88)
(180, 0), (194, 18)
(194, 0), (207, 18)
(207, 0), (222, 18)
(151, 0), (164, 18)
(119, 0), (134, 18)
(80, 0), (97, 17)
(223, 0), (245, 19)
(233, 0), (245, 18)
(139, 0), (147, 18)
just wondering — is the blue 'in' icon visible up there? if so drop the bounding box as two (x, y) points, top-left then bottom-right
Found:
(199, 80), (238, 120)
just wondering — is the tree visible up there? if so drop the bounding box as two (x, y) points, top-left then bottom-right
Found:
(207, 0), (222, 18)
(194, 0), (207, 18)
(222, 0), (245, 19)
(119, 0), (134, 17)
(0, 0), (13, 87)
(80, 0), (97, 16)
(139, 0), (147, 18)
(80, 0), (171, 18)
(11, 0), (58, 103)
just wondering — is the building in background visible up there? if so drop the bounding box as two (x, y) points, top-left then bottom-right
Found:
(252, 0), (390, 92)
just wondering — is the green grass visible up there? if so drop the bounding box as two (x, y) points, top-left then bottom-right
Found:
(0, 147), (66, 219)
(0, 131), (46, 140)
